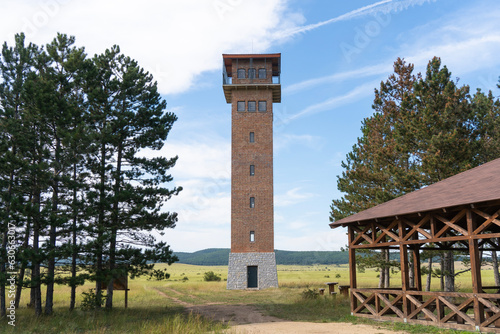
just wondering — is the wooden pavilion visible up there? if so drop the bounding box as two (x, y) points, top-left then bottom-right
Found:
(330, 158), (500, 333)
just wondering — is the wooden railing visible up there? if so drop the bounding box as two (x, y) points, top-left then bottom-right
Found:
(351, 288), (500, 333)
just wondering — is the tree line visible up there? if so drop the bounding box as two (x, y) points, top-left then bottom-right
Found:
(0, 33), (182, 316)
(330, 57), (500, 291)
(175, 249), (350, 266)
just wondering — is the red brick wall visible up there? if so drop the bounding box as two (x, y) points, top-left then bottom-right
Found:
(231, 87), (274, 253)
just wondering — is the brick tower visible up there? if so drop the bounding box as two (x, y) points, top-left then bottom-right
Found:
(222, 54), (280, 289)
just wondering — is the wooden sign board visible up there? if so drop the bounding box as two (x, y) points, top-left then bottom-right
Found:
(101, 275), (128, 290)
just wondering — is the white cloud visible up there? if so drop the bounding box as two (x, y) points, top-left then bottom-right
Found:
(284, 63), (391, 95)
(400, 6), (500, 79)
(274, 133), (324, 152)
(163, 140), (231, 180)
(275, 227), (347, 251)
(286, 80), (380, 122)
(167, 226), (230, 253)
(272, 0), (436, 41)
(275, 187), (318, 207)
(0, 0), (304, 95)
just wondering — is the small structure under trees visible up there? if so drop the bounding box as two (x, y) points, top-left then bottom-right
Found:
(330, 158), (500, 332)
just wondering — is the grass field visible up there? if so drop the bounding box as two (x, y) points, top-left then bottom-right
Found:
(2, 262), (491, 333)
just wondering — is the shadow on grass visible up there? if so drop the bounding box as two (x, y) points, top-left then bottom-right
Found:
(3, 305), (228, 334)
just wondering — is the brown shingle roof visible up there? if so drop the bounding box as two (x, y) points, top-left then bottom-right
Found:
(329, 158), (500, 228)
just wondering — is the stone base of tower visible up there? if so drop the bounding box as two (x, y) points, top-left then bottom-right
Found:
(227, 252), (278, 290)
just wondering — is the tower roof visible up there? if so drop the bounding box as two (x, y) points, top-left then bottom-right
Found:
(330, 158), (500, 228)
(222, 53), (281, 77)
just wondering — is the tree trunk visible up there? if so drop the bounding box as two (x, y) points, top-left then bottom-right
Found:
(492, 250), (500, 287)
(443, 250), (454, 292)
(1, 165), (16, 316)
(440, 254), (444, 291)
(45, 136), (60, 315)
(106, 142), (123, 309)
(0, 229), (7, 317)
(95, 141), (107, 309)
(32, 189), (42, 316)
(70, 164), (78, 311)
(409, 251), (414, 288)
(426, 256), (432, 292)
(378, 267), (385, 288)
(15, 213), (31, 308)
(384, 249), (390, 288)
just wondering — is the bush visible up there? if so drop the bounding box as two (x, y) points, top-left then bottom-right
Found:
(81, 289), (107, 311)
(203, 271), (221, 282)
(301, 288), (319, 300)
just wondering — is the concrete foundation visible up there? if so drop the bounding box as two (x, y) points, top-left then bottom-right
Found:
(227, 252), (278, 290)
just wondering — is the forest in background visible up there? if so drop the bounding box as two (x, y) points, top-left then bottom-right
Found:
(174, 249), (349, 266)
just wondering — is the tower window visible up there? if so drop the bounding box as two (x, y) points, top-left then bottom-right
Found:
(248, 68), (256, 79)
(250, 197), (255, 208)
(258, 68), (266, 79)
(237, 101), (245, 112)
(250, 231), (255, 242)
(237, 68), (245, 79)
(249, 132), (255, 143)
(250, 165), (255, 176)
(248, 101), (256, 112)
(258, 101), (267, 112)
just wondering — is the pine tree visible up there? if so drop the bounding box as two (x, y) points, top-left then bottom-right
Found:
(330, 58), (421, 287)
(82, 46), (181, 309)
(331, 57), (500, 291)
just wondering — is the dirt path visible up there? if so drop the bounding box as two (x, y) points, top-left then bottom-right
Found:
(228, 322), (407, 334)
(153, 287), (407, 333)
(152, 287), (281, 324)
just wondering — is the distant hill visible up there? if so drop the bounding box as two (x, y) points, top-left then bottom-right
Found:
(174, 248), (348, 266)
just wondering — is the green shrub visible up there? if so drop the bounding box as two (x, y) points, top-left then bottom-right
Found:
(80, 288), (106, 311)
(301, 288), (319, 300)
(203, 271), (221, 282)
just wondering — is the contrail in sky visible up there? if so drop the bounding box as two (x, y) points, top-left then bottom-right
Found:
(274, 0), (436, 40)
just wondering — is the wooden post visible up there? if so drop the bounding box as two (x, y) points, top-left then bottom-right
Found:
(348, 226), (357, 313)
(399, 220), (410, 320)
(125, 288), (128, 309)
(467, 209), (484, 326)
(411, 243), (422, 315)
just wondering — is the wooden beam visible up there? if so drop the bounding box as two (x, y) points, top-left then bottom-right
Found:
(402, 215), (432, 241)
(406, 294), (437, 321)
(473, 208), (500, 235)
(352, 225), (373, 245)
(467, 209), (484, 325)
(399, 220), (410, 319)
(351, 232), (500, 249)
(439, 297), (475, 325)
(348, 226), (357, 312)
(434, 209), (468, 238)
(374, 220), (400, 244)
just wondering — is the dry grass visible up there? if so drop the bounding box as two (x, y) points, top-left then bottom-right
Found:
(2, 262), (490, 333)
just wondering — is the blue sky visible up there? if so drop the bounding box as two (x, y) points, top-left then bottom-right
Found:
(2, 0), (500, 252)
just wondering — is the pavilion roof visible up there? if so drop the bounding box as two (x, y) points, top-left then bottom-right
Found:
(330, 158), (500, 228)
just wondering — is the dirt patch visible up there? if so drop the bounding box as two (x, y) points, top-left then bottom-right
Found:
(187, 304), (283, 325)
(152, 287), (280, 325)
(227, 322), (407, 334)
